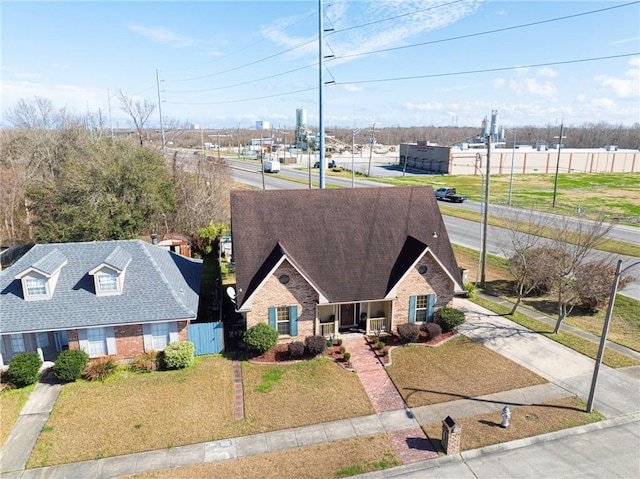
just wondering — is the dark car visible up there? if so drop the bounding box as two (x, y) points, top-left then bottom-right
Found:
(313, 160), (337, 168)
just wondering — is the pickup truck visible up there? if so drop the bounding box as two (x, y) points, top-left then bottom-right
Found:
(434, 187), (468, 203)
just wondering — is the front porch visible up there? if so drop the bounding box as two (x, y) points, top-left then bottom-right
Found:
(316, 300), (393, 338)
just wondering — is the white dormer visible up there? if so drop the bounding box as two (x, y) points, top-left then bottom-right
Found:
(89, 246), (132, 296)
(15, 249), (67, 301)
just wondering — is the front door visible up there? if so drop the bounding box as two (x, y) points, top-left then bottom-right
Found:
(340, 303), (355, 328)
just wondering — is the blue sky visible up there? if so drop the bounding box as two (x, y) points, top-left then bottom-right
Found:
(2, 0), (639, 129)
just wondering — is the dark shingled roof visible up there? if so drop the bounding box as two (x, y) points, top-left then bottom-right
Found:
(1, 240), (203, 334)
(231, 186), (462, 307)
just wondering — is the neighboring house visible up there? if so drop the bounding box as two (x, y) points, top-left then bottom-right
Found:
(0, 239), (202, 366)
(230, 186), (465, 342)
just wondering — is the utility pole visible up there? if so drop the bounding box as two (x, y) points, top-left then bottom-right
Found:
(480, 134), (491, 288)
(318, 0), (326, 189)
(367, 122), (376, 177)
(237, 123), (241, 157)
(508, 128), (516, 205)
(155, 69), (166, 156)
(552, 122), (566, 208)
(351, 127), (362, 187)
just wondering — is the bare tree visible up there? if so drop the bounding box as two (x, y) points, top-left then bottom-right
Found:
(115, 90), (156, 146)
(574, 260), (634, 313)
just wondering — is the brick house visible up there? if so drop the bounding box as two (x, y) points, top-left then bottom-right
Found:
(0, 239), (202, 365)
(230, 186), (464, 342)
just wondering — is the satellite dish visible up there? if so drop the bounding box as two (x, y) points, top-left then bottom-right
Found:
(226, 287), (236, 300)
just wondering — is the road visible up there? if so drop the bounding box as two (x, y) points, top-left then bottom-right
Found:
(358, 416), (640, 479)
(227, 159), (640, 300)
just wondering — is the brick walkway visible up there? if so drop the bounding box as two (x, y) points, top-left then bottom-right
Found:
(233, 359), (244, 420)
(343, 335), (437, 464)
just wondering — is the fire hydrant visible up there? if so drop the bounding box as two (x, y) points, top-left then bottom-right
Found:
(501, 406), (511, 428)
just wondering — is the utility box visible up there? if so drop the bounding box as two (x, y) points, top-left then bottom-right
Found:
(442, 416), (461, 454)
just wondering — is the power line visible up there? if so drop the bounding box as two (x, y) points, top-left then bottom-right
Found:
(331, 53), (639, 85)
(166, 86), (317, 106)
(334, 1), (639, 60)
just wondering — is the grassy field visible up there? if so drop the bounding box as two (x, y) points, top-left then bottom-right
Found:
(0, 384), (34, 446)
(422, 396), (604, 453)
(375, 172), (640, 223)
(453, 244), (640, 354)
(130, 434), (399, 479)
(27, 356), (373, 468)
(386, 336), (547, 408)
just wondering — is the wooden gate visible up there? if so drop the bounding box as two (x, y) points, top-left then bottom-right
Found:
(188, 322), (224, 355)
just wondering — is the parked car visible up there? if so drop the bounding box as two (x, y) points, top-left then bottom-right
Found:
(313, 160), (337, 168)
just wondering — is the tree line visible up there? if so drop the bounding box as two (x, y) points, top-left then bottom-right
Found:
(0, 97), (231, 246)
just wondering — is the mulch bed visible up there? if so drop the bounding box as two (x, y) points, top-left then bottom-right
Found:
(248, 343), (350, 368)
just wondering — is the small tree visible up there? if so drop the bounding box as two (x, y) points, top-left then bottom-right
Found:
(8, 352), (42, 388)
(244, 323), (279, 354)
(54, 349), (89, 382)
(574, 260), (634, 313)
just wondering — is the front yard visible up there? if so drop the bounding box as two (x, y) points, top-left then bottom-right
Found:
(386, 336), (547, 408)
(27, 355), (372, 468)
(0, 384), (34, 446)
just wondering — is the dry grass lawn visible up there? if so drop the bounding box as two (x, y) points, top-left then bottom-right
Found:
(386, 336), (547, 408)
(242, 358), (374, 431)
(0, 385), (34, 446)
(129, 434), (399, 479)
(422, 396), (604, 453)
(27, 356), (373, 468)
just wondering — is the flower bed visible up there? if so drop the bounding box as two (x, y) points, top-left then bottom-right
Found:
(367, 330), (459, 365)
(248, 343), (351, 369)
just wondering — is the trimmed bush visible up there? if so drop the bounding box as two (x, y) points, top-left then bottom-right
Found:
(423, 322), (442, 340)
(436, 307), (466, 333)
(397, 323), (420, 344)
(130, 351), (161, 373)
(343, 352), (351, 362)
(335, 338), (343, 346)
(288, 341), (305, 357)
(244, 323), (279, 354)
(327, 339), (334, 348)
(339, 346), (346, 354)
(464, 282), (476, 298)
(54, 349), (89, 382)
(8, 352), (42, 388)
(305, 335), (327, 356)
(163, 341), (195, 369)
(377, 341), (385, 350)
(83, 357), (117, 381)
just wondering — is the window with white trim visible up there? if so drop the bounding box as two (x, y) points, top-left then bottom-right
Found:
(415, 295), (429, 322)
(87, 328), (107, 356)
(10, 334), (26, 353)
(150, 323), (170, 350)
(26, 277), (47, 296)
(36, 332), (49, 348)
(97, 272), (119, 293)
(276, 307), (291, 335)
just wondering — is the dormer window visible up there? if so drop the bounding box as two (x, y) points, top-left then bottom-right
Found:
(89, 246), (131, 297)
(15, 249), (67, 301)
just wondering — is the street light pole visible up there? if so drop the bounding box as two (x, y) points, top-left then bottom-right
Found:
(480, 134), (491, 289)
(586, 260), (640, 412)
(508, 129), (516, 206)
(472, 156), (485, 286)
(552, 122), (566, 208)
(351, 127), (362, 187)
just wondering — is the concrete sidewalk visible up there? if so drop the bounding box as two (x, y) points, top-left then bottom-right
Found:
(0, 370), (62, 474)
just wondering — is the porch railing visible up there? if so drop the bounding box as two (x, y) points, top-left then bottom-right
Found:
(318, 321), (335, 338)
(367, 316), (390, 335)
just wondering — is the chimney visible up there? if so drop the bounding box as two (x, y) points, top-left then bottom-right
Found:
(151, 234), (158, 245)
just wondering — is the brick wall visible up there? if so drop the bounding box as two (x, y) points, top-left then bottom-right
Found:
(113, 324), (144, 359)
(246, 261), (317, 342)
(67, 329), (79, 351)
(178, 321), (189, 341)
(394, 253), (454, 330)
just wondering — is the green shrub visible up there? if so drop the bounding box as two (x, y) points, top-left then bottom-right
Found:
(54, 349), (89, 382)
(464, 282), (476, 298)
(130, 351), (161, 373)
(327, 339), (334, 348)
(83, 357), (117, 381)
(423, 322), (442, 340)
(305, 335), (327, 356)
(371, 336), (379, 344)
(288, 341), (305, 357)
(377, 341), (385, 350)
(163, 342), (195, 369)
(335, 338), (343, 346)
(343, 352), (351, 362)
(8, 352), (42, 388)
(339, 346), (346, 354)
(397, 323), (420, 344)
(244, 323), (279, 354)
(436, 307), (466, 332)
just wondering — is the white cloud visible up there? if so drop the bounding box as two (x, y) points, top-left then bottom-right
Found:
(405, 101), (444, 111)
(343, 84), (363, 92)
(2, 65), (38, 80)
(509, 78), (556, 97)
(538, 67), (557, 78)
(128, 24), (197, 48)
(493, 77), (505, 88)
(594, 57), (639, 99)
(577, 94), (587, 102)
(610, 35), (640, 45)
(514, 66), (530, 76)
